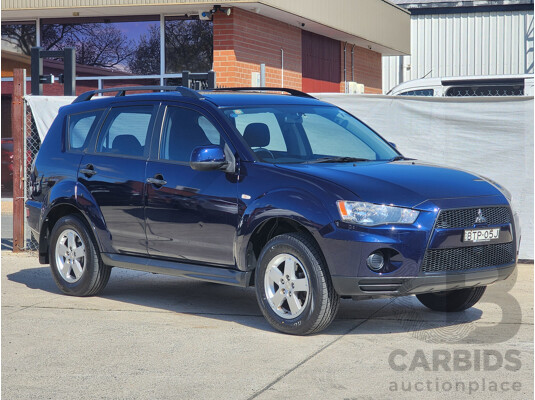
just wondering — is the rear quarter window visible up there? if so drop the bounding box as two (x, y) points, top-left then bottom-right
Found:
(68, 110), (103, 152)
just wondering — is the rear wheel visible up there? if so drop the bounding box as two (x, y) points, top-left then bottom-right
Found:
(255, 233), (339, 335)
(49, 215), (110, 296)
(416, 286), (486, 312)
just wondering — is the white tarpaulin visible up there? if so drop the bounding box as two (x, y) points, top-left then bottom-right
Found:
(25, 95), (76, 141)
(27, 94), (534, 259)
(315, 94), (534, 260)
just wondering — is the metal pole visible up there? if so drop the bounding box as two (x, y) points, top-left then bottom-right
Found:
(398, 55), (404, 85)
(351, 44), (355, 82)
(160, 14), (165, 86)
(22, 95), (28, 250)
(281, 49), (284, 87)
(260, 64), (266, 87)
(63, 47), (76, 96)
(343, 42), (347, 93)
(35, 18), (41, 46)
(12, 69), (26, 252)
(207, 70), (216, 89)
(182, 71), (190, 88)
(31, 47), (43, 95)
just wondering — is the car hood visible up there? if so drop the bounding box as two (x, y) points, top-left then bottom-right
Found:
(276, 161), (504, 209)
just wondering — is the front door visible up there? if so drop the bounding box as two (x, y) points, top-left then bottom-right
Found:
(145, 105), (239, 266)
(78, 103), (158, 255)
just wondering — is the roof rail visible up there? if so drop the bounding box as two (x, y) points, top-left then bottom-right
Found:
(208, 87), (316, 99)
(72, 86), (203, 103)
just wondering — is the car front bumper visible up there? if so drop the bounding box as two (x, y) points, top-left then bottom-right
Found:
(331, 262), (516, 297)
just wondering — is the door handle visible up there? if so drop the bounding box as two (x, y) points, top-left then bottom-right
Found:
(147, 174), (167, 187)
(80, 164), (97, 177)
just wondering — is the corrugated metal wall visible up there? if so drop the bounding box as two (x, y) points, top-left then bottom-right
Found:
(383, 10), (534, 93)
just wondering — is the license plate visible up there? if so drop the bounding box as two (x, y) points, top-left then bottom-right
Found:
(464, 228), (500, 243)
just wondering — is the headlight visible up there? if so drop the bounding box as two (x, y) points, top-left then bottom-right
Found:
(336, 201), (419, 226)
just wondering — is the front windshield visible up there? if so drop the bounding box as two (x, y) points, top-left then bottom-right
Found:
(222, 105), (399, 163)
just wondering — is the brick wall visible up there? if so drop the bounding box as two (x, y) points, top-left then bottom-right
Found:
(340, 43), (382, 94)
(213, 8), (302, 89)
(355, 46), (382, 94)
(340, 43), (351, 93)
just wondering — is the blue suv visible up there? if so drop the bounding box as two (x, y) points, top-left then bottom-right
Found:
(27, 86), (520, 335)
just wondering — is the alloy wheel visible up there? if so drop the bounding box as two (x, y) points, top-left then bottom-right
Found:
(264, 254), (310, 319)
(55, 229), (86, 283)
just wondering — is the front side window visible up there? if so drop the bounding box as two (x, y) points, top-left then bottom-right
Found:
(160, 106), (224, 162)
(68, 110), (102, 152)
(97, 106), (154, 157)
(228, 111), (287, 152)
(222, 105), (398, 164)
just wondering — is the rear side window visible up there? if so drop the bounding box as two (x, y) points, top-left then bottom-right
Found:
(68, 110), (103, 152)
(96, 106), (154, 158)
(398, 89), (434, 96)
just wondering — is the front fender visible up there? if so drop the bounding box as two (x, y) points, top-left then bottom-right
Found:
(235, 188), (334, 271)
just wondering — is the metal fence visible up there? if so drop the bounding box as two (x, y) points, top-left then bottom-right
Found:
(24, 98), (40, 252)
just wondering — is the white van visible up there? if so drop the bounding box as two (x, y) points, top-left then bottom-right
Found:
(387, 74), (534, 97)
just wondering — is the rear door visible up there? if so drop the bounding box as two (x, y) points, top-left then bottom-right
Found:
(78, 102), (159, 255)
(145, 103), (239, 266)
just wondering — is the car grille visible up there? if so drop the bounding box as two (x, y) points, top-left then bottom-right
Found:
(435, 206), (511, 229)
(421, 242), (515, 273)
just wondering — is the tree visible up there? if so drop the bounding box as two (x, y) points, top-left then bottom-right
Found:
(128, 25), (160, 75)
(2, 19), (214, 75)
(1, 24), (36, 55)
(165, 20), (213, 73)
(41, 24), (135, 69)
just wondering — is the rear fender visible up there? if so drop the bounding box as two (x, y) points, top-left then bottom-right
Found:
(42, 180), (112, 254)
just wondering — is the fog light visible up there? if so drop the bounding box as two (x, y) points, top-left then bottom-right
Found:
(367, 252), (384, 272)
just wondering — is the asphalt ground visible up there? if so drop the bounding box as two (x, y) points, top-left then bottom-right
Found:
(1, 250), (533, 399)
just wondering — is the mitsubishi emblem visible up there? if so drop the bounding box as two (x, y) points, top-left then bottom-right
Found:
(475, 208), (487, 224)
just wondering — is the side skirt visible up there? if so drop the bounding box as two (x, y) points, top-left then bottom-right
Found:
(101, 253), (252, 287)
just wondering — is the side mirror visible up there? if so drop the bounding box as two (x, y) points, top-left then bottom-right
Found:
(190, 145), (228, 171)
(388, 141), (397, 149)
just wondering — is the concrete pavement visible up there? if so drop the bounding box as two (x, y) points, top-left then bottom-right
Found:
(1, 250), (533, 399)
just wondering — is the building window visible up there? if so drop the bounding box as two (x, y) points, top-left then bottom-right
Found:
(1, 22), (36, 57)
(40, 17), (160, 75)
(165, 17), (213, 74)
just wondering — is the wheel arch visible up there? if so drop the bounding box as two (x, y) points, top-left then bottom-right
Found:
(243, 217), (328, 286)
(39, 189), (109, 264)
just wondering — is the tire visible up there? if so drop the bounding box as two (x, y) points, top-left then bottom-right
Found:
(255, 233), (339, 335)
(416, 286), (486, 312)
(49, 214), (110, 296)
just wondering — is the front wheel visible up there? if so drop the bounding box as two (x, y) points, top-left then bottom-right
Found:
(255, 233), (339, 335)
(416, 286), (486, 312)
(49, 214), (110, 296)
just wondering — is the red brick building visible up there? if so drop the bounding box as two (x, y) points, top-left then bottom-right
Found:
(2, 1), (410, 133)
(213, 8), (388, 94)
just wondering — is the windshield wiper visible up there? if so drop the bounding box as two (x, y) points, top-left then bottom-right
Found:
(307, 156), (372, 164)
(389, 155), (406, 161)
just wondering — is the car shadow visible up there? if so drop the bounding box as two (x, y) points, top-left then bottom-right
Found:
(7, 266), (485, 336)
